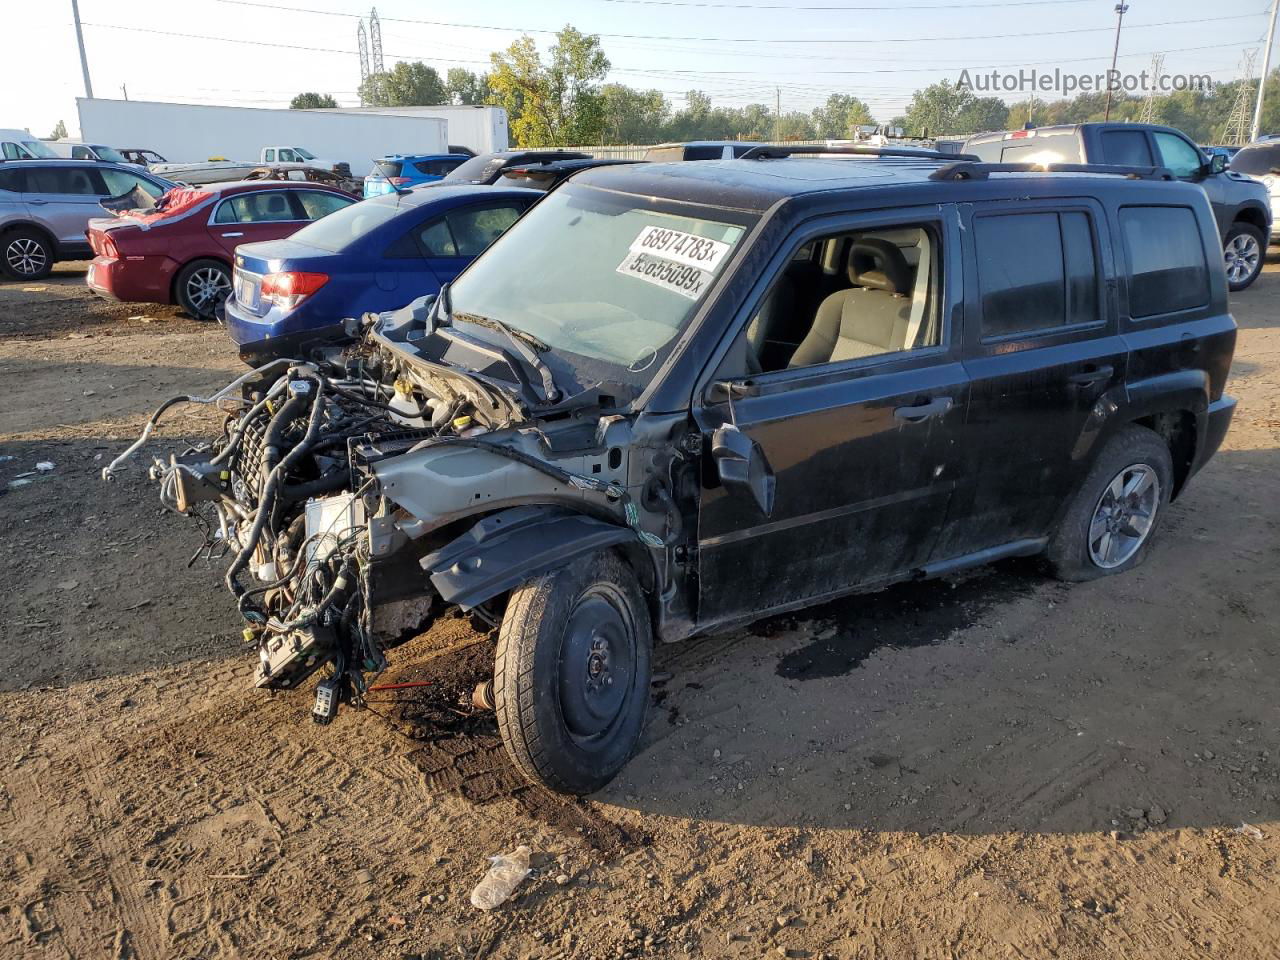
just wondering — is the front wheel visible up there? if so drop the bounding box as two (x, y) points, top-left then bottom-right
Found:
(494, 551), (652, 795)
(1047, 425), (1173, 582)
(175, 258), (231, 320)
(2, 228), (54, 281)
(1224, 222), (1265, 292)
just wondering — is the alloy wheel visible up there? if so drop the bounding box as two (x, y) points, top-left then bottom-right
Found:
(186, 266), (231, 312)
(6, 237), (47, 277)
(1224, 233), (1261, 285)
(1088, 463), (1160, 569)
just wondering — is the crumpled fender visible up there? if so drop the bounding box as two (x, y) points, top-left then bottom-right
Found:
(421, 505), (636, 610)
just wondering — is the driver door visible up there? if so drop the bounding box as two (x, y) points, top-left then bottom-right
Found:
(694, 208), (969, 626)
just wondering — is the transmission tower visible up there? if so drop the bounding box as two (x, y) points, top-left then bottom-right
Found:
(357, 18), (370, 106)
(370, 8), (385, 76)
(1222, 49), (1260, 146)
(1138, 53), (1165, 125)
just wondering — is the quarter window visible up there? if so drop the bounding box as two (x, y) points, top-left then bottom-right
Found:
(1119, 206), (1209, 317)
(1100, 130), (1154, 167)
(100, 168), (166, 199)
(0, 169), (23, 192)
(974, 210), (1100, 339)
(1153, 132), (1204, 178)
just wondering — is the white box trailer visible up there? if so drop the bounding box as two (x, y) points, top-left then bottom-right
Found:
(321, 105), (509, 154)
(75, 98), (448, 177)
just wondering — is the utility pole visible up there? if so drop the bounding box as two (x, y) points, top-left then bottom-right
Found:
(121, 83), (128, 101)
(70, 0), (93, 99)
(775, 87), (781, 142)
(1251, 0), (1280, 142)
(1103, 3), (1129, 122)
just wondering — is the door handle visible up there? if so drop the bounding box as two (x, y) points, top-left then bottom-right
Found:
(1067, 364), (1114, 386)
(893, 396), (953, 422)
(28, 199), (48, 205)
(220, 232), (244, 238)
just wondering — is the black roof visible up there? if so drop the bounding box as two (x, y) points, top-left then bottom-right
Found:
(569, 154), (1208, 213)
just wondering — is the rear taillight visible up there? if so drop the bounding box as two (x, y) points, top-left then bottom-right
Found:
(101, 234), (119, 259)
(260, 271), (328, 311)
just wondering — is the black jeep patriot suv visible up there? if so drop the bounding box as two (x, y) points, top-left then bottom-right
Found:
(134, 146), (1238, 794)
(964, 123), (1271, 291)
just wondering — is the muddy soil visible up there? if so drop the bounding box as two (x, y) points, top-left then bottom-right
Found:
(2, 262), (1279, 959)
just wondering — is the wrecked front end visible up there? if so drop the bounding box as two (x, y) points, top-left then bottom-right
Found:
(104, 306), (670, 724)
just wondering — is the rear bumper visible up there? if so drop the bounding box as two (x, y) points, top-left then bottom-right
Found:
(87, 254), (176, 304)
(1190, 394), (1236, 478)
(224, 295), (350, 362)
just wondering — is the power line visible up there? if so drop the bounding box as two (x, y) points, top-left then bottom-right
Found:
(596, 0), (1093, 9)
(79, 23), (1263, 77)
(212, 0), (1263, 47)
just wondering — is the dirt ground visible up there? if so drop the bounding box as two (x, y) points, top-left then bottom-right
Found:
(1, 260), (1278, 960)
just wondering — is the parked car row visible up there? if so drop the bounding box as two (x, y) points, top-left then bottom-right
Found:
(111, 145), (1238, 796)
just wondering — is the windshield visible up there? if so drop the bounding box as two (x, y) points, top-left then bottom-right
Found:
(1230, 143), (1280, 176)
(447, 182), (754, 393)
(284, 193), (403, 252)
(21, 139), (58, 159)
(94, 146), (128, 163)
(444, 153), (506, 182)
(294, 147), (317, 160)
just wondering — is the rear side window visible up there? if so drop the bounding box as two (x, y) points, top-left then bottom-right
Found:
(974, 210), (1100, 338)
(23, 166), (104, 195)
(1100, 130), (1154, 166)
(100, 168), (166, 199)
(0, 169), (23, 192)
(1119, 206), (1209, 317)
(416, 204), (526, 258)
(214, 190), (298, 224)
(414, 158), (463, 177)
(295, 190), (353, 220)
(1000, 137), (1083, 164)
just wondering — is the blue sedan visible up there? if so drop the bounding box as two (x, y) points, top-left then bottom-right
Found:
(222, 185), (539, 359)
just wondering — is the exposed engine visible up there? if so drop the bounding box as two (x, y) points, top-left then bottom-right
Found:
(102, 315), (672, 725)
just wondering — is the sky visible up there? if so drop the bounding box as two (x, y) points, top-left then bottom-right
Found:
(3, 0), (1276, 138)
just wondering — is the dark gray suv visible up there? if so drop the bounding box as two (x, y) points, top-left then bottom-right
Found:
(0, 160), (173, 280)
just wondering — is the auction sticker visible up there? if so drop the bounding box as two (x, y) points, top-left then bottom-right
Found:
(616, 251), (714, 300)
(629, 225), (733, 271)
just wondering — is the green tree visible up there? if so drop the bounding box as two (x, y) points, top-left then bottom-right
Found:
(47, 119), (68, 140)
(811, 94), (874, 139)
(445, 68), (491, 106)
(601, 83), (669, 143)
(489, 27), (610, 146)
(289, 92), (338, 109)
(360, 61), (446, 107)
(778, 111), (817, 141)
(902, 81), (976, 136)
(954, 96), (1009, 135)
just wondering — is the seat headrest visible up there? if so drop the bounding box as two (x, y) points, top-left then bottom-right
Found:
(847, 238), (911, 296)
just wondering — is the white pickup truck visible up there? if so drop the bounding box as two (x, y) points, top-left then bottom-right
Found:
(259, 146), (349, 175)
(150, 146), (352, 186)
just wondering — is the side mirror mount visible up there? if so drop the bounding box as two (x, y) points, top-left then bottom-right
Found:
(711, 423), (775, 516)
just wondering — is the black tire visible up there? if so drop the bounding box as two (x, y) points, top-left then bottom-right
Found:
(174, 258), (231, 320)
(1, 227), (54, 281)
(1224, 222), (1265, 292)
(494, 550), (652, 795)
(1047, 424), (1173, 582)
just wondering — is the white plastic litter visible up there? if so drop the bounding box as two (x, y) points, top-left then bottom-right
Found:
(1234, 822), (1264, 840)
(36, 462), (55, 472)
(470, 845), (532, 910)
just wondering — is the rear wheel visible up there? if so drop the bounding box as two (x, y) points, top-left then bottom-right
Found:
(494, 551), (652, 795)
(1223, 222), (1264, 292)
(1047, 425), (1173, 582)
(175, 258), (231, 320)
(1, 228), (54, 281)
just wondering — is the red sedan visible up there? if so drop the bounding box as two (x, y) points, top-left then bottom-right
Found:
(86, 180), (356, 319)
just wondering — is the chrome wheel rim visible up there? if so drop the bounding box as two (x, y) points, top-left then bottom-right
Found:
(6, 237), (47, 276)
(185, 266), (230, 313)
(1224, 233), (1261, 284)
(1088, 463), (1160, 569)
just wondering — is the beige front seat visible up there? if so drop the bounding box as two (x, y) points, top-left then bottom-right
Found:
(788, 239), (913, 367)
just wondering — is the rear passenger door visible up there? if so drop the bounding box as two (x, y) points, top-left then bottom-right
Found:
(207, 190), (307, 256)
(937, 199), (1126, 559)
(22, 165), (107, 248)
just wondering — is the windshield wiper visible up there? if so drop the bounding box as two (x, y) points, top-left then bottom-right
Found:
(452, 311), (561, 404)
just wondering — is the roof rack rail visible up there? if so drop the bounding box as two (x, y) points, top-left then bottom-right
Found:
(739, 144), (979, 162)
(929, 161), (1175, 182)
